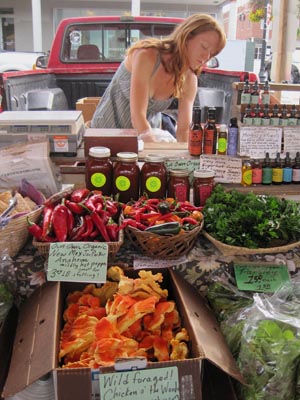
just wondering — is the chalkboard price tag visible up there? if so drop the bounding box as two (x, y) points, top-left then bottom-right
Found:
(234, 263), (290, 293)
(47, 242), (108, 283)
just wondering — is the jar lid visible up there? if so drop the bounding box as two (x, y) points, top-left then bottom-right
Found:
(144, 154), (165, 162)
(169, 169), (190, 177)
(219, 124), (227, 132)
(193, 169), (215, 178)
(117, 152), (138, 161)
(89, 146), (111, 158)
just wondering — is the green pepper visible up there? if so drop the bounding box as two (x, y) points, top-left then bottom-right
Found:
(145, 222), (180, 235)
(157, 201), (170, 214)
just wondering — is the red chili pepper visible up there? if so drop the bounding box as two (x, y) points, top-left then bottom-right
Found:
(89, 227), (99, 239)
(104, 199), (119, 217)
(65, 206), (75, 234)
(106, 218), (119, 241)
(84, 194), (104, 212)
(41, 205), (54, 239)
(118, 219), (146, 231)
(90, 212), (110, 242)
(65, 199), (85, 215)
(52, 204), (69, 242)
(81, 215), (94, 239)
(27, 216), (43, 240)
(97, 209), (110, 225)
(70, 188), (90, 203)
(181, 217), (198, 225)
(70, 216), (86, 241)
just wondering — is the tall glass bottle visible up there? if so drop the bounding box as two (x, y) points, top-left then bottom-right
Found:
(270, 104), (280, 126)
(203, 107), (217, 155)
(217, 124), (227, 155)
(272, 152), (283, 185)
(242, 104), (252, 125)
(261, 104), (270, 126)
(251, 80), (260, 104)
(288, 105), (297, 126)
(261, 80), (270, 105)
(241, 79), (251, 105)
(227, 117), (239, 156)
(241, 159), (252, 186)
(280, 104), (288, 126)
(262, 152), (272, 185)
(283, 152), (292, 184)
(188, 106), (203, 156)
(292, 152), (300, 184)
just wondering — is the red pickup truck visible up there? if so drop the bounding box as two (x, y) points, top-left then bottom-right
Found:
(0, 15), (258, 123)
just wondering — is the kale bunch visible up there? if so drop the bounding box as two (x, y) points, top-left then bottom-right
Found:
(203, 185), (300, 248)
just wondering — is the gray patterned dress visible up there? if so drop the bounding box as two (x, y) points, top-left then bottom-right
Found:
(91, 58), (174, 129)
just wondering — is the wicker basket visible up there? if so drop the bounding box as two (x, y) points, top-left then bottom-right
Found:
(203, 230), (300, 256)
(0, 207), (43, 258)
(32, 228), (124, 260)
(125, 220), (204, 259)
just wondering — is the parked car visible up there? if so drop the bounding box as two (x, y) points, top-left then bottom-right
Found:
(0, 50), (45, 72)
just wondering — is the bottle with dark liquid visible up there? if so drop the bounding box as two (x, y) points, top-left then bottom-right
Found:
(203, 107), (217, 154)
(188, 106), (203, 156)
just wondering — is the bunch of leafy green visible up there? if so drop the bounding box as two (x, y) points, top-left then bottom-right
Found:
(238, 319), (300, 400)
(203, 185), (300, 248)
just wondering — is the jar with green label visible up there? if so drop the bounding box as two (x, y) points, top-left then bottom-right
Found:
(85, 146), (113, 195)
(113, 152), (140, 203)
(140, 154), (167, 199)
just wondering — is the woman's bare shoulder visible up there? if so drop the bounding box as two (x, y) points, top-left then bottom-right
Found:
(126, 48), (158, 71)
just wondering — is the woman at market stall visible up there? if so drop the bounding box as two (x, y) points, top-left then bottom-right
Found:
(91, 13), (226, 142)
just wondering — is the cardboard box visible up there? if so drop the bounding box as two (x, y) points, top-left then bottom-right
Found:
(0, 111), (85, 156)
(3, 269), (244, 400)
(76, 97), (101, 122)
(84, 128), (138, 157)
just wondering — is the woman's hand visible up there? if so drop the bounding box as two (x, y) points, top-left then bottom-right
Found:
(138, 128), (177, 143)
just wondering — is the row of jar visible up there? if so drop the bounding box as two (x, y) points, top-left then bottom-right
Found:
(85, 147), (215, 206)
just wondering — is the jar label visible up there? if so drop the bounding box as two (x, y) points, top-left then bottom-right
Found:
(252, 168), (262, 184)
(292, 169), (300, 182)
(283, 167), (293, 183)
(241, 93), (251, 104)
(175, 184), (187, 202)
(218, 138), (227, 153)
(272, 168), (283, 183)
(146, 176), (161, 193)
(199, 185), (212, 206)
(115, 175), (130, 191)
(91, 172), (106, 188)
(242, 170), (252, 185)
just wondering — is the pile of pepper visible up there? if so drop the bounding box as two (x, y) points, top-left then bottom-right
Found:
(27, 188), (121, 243)
(120, 196), (204, 235)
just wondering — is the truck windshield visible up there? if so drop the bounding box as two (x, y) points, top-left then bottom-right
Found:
(61, 22), (175, 63)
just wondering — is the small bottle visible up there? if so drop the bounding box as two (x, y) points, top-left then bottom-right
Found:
(280, 104), (288, 126)
(292, 152), (300, 184)
(253, 104), (261, 126)
(252, 159), (262, 185)
(188, 106), (203, 156)
(217, 124), (227, 155)
(167, 169), (190, 202)
(193, 170), (215, 206)
(203, 107), (217, 155)
(241, 159), (252, 186)
(85, 146), (113, 195)
(262, 152), (273, 185)
(261, 104), (270, 126)
(261, 80), (270, 105)
(140, 154), (167, 199)
(241, 79), (251, 105)
(283, 152), (293, 184)
(242, 104), (253, 125)
(288, 105), (297, 126)
(251, 80), (260, 104)
(113, 152), (140, 203)
(261, 153), (273, 185)
(227, 117), (239, 156)
(270, 104), (280, 126)
(272, 152), (283, 185)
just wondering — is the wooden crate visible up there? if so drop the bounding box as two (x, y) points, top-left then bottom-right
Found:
(75, 97), (101, 122)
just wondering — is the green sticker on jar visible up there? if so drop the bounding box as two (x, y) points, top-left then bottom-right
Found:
(91, 172), (106, 188)
(218, 138), (227, 153)
(146, 176), (161, 192)
(116, 175), (130, 191)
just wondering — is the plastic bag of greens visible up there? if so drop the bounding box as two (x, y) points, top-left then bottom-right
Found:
(237, 275), (300, 400)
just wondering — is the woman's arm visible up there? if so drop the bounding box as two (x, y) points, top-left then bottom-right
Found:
(176, 72), (198, 142)
(127, 48), (158, 133)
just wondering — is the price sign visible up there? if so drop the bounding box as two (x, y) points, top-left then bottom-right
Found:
(234, 263), (290, 293)
(200, 154), (242, 183)
(283, 127), (300, 157)
(47, 242), (108, 283)
(99, 366), (179, 400)
(239, 126), (282, 158)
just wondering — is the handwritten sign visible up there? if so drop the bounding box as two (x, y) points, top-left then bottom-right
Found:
(199, 154), (242, 183)
(47, 242), (108, 283)
(239, 126), (282, 158)
(283, 127), (300, 156)
(234, 263), (290, 293)
(165, 158), (200, 172)
(99, 367), (179, 400)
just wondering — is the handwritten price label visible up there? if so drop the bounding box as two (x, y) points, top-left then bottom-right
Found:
(234, 263), (290, 293)
(47, 242), (108, 283)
